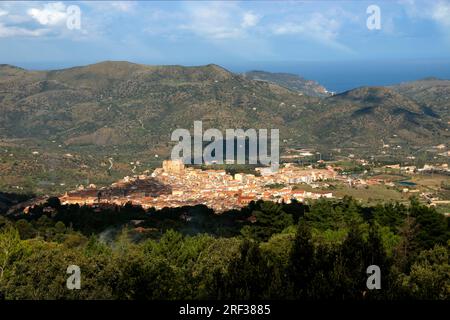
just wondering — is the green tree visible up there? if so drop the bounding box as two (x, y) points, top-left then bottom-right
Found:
(45, 197), (61, 209)
(213, 240), (273, 299)
(373, 202), (407, 231)
(393, 216), (420, 272)
(191, 237), (242, 299)
(401, 245), (450, 299)
(334, 225), (367, 299)
(15, 219), (36, 239)
(241, 201), (293, 242)
(289, 218), (315, 298)
(305, 199), (343, 230)
(409, 199), (449, 249)
(0, 227), (22, 288)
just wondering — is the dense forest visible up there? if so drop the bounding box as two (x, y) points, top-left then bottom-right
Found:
(0, 196), (449, 300)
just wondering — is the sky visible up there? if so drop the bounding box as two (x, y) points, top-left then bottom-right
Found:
(0, 1), (450, 90)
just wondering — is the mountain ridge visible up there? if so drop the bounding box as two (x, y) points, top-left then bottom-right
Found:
(0, 61), (448, 152)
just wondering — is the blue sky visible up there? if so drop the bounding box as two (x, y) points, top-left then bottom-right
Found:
(0, 0), (449, 70)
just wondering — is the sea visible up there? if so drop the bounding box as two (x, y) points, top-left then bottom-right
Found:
(227, 59), (450, 94)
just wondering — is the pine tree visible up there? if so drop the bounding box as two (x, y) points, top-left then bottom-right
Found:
(289, 218), (315, 298)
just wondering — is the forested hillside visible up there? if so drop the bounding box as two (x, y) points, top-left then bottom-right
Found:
(1, 197), (448, 300)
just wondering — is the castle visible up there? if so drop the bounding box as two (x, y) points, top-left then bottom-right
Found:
(162, 159), (185, 174)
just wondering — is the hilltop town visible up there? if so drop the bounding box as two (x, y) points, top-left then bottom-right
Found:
(60, 160), (336, 212)
(7, 155), (446, 217)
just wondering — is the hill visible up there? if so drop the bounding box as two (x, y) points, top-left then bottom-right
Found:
(391, 78), (450, 123)
(314, 86), (448, 148)
(0, 61), (316, 147)
(0, 61), (448, 194)
(242, 70), (331, 97)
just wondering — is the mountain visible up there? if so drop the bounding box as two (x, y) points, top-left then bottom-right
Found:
(390, 78), (450, 123)
(242, 70), (331, 97)
(0, 61), (448, 194)
(0, 61), (318, 148)
(0, 61), (448, 151)
(312, 86), (449, 148)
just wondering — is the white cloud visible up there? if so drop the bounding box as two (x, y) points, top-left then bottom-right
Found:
(0, 2), (89, 39)
(271, 12), (353, 53)
(272, 22), (303, 35)
(181, 4), (239, 39)
(110, 1), (135, 12)
(27, 2), (68, 26)
(0, 23), (48, 37)
(179, 3), (261, 40)
(401, 0), (450, 27)
(431, 0), (450, 27)
(80, 1), (136, 13)
(241, 12), (259, 28)
(272, 13), (339, 40)
(400, 0), (420, 17)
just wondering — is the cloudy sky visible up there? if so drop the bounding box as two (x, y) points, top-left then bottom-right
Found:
(0, 0), (449, 69)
